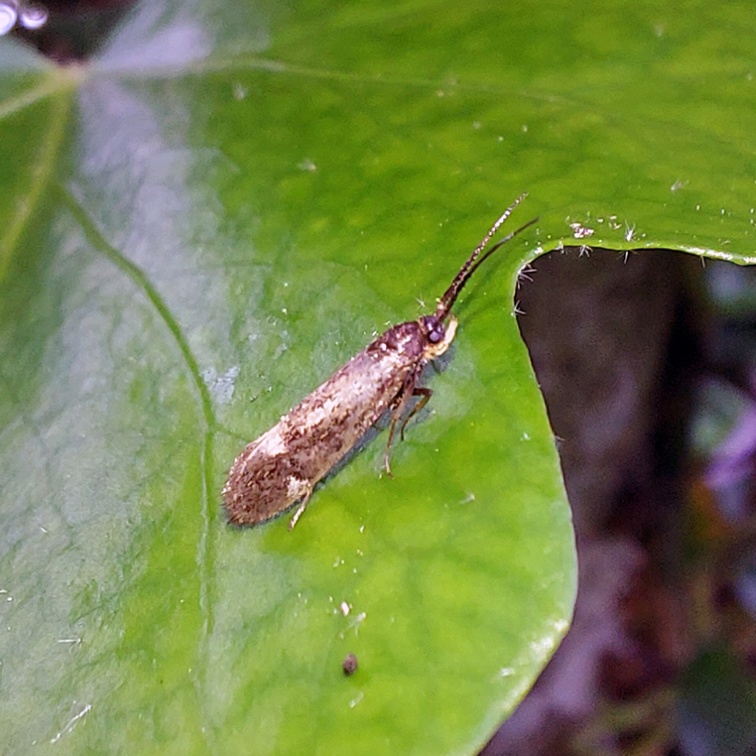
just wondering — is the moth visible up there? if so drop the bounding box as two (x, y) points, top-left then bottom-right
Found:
(223, 194), (534, 529)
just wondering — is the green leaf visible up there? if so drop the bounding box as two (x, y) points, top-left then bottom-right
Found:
(1, 0), (753, 753)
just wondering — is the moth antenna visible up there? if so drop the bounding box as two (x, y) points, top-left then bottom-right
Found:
(436, 192), (532, 320)
(459, 215), (539, 291)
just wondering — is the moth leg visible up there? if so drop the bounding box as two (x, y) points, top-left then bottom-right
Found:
(384, 415), (401, 477)
(288, 483), (313, 530)
(384, 371), (421, 475)
(400, 386), (432, 441)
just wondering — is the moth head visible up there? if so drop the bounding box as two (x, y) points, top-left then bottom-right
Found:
(421, 315), (458, 358)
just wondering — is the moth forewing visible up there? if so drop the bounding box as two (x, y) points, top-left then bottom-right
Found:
(223, 320), (434, 528)
(223, 194), (531, 529)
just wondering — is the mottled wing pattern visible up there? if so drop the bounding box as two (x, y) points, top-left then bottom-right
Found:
(223, 321), (427, 525)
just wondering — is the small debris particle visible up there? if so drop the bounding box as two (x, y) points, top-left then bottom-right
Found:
(569, 222), (595, 239)
(342, 653), (358, 676)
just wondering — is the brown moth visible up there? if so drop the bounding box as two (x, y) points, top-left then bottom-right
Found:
(223, 194), (533, 529)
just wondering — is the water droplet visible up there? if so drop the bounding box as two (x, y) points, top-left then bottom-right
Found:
(0, 2), (19, 35)
(19, 3), (47, 30)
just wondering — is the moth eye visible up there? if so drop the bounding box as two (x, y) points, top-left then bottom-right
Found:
(429, 325), (445, 343)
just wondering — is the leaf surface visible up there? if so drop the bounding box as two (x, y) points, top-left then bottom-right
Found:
(1, 0), (753, 753)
